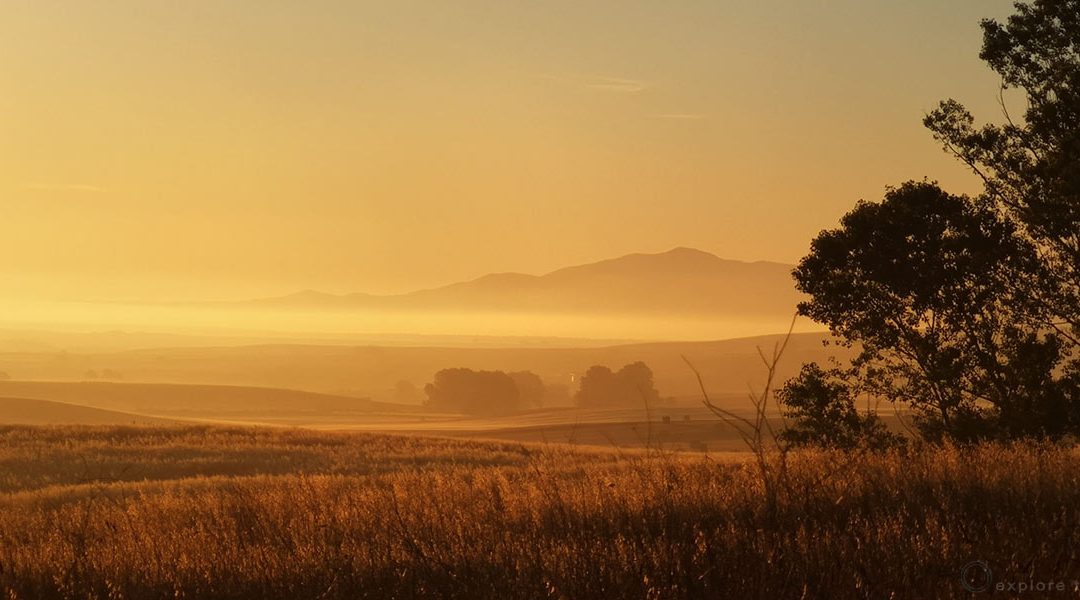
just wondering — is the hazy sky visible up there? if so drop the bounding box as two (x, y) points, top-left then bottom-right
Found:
(2, 0), (1018, 301)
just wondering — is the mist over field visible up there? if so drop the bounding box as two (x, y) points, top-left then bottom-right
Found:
(0, 248), (814, 345)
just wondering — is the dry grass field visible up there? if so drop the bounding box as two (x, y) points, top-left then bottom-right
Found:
(350, 404), (768, 452)
(1, 425), (1078, 599)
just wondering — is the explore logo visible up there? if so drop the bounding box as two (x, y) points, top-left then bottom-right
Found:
(960, 561), (1079, 594)
(960, 561), (993, 593)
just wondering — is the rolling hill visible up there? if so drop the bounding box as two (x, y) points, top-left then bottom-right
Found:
(0, 332), (850, 408)
(0, 381), (417, 424)
(0, 397), (174, 426)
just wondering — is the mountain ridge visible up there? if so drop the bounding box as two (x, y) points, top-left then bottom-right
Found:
(242, 247), (802, 319)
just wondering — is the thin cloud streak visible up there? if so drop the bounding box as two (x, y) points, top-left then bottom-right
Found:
(539, 73), (650, 94)
(585, 76), (649, 93)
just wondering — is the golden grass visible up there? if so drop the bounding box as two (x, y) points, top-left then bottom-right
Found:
(1, 425), (1078, 599)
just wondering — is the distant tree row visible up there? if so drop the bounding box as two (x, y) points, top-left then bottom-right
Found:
(423, 362), (661, 415)
(424, 369), (549, 415)
(574, 362), (660, 408)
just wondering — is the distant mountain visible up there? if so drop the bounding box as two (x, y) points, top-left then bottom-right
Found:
(246, 247), (804, 319)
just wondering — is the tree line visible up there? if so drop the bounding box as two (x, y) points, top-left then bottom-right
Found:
(422, 362), (661, 415)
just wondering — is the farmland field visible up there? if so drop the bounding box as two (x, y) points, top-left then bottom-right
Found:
(1, 425), (1078, 599)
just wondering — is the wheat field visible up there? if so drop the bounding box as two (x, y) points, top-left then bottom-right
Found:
(1, 425), (1078, 599)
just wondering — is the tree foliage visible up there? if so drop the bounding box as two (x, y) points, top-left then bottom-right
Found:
(777, 363), (901, 450)
(793, 181), (1077, 439)
(924, 0), (1080, 343)
(575, 362), (661, 408)
(424, 368), (521, 416)
(509, 371), (546, 408)
(424, 368), (550, 415)
(783, 1), (1080, 444)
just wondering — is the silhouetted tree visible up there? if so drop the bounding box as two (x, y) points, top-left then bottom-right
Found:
(575, 362), (660, 408)
(777, 363), (902, 450)
(575, 366), (615, 407)
(618, 362), (660, 404)
(509, 371), (546, 408)
(424, 368), (520, 415)
(925, 0), (1080, 350)
(793, 181), (1079, 440)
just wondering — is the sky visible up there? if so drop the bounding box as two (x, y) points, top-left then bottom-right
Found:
(1, 0), (1020, 302)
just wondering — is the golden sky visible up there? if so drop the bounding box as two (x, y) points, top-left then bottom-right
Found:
(2, 0), (1017, 301)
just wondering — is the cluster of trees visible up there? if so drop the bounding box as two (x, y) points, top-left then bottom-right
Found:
(574, 362), (661, 408)
(423, 362), (661, 415)
(424, 369), (548, 415)
(781, 0), (1080, 447)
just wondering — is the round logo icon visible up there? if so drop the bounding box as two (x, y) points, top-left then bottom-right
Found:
(960, 560), (993, 593)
